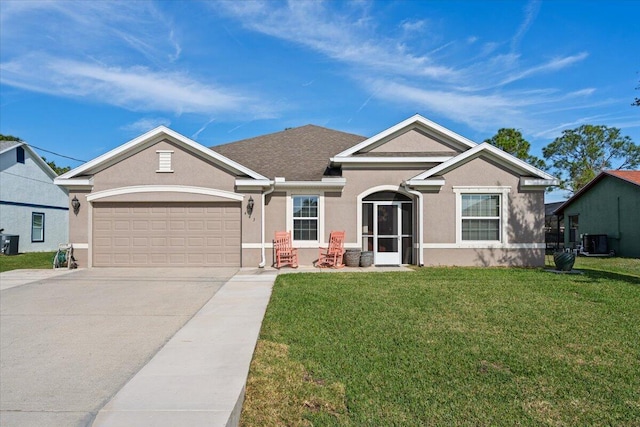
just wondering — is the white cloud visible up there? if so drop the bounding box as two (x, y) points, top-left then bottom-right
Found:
(216, 1), (457, 80)
(0, 1), (278, 118)
(498, 52), (589, 86)
(510, 0), (541, 52)
(401, 19), (427, 34)
(121, 117), (172, 134)
(0, 55), (274, 117)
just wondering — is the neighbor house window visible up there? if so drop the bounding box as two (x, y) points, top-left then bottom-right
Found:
(32, 212), (44, 242)
(292, 195), (318, 241)
(17, 146), (25, 164)
(461, 194), (501, 241)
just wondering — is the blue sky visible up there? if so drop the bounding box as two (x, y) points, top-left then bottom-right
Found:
(1, 1), (639, 201)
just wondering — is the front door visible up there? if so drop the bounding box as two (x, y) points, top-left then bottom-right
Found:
(374, 202), (402, 265)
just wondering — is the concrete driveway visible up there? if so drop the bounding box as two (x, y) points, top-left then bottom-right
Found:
(0, 267), (236, 427)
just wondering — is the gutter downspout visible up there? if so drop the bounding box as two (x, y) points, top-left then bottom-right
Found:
(258, 182), (276, 268)
(402, 181), (424, 266)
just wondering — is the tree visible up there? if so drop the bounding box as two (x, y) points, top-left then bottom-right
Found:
(542, 125), (640, 193)
(633, 79), (640, 107)
(42, 157), (71, 175)
(0, 134), (23, 142)
(483, 128), (545, 169)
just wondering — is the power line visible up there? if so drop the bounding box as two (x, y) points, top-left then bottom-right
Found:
(27, 144), (87, 163)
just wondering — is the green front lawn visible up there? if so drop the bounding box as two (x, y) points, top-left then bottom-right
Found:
(242, 265), (640, 426)
(0, 251), (57, 272)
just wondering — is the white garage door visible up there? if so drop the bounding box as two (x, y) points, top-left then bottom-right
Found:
(92, 202), (241, 267)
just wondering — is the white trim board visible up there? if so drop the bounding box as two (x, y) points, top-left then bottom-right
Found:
(86, 185), (244, 202)
(422, 243), (546, 249)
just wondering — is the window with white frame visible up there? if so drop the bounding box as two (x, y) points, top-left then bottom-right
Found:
(292, 195), (318, 241)
(461, 194), (501, 241)
(32, 212), (44, 242)
(454, 186), (510, 244)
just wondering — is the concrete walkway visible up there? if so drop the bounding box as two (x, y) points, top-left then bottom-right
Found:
(92, 268), (278, 427)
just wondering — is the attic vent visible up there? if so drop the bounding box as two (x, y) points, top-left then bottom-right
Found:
(156, 150), (174, 173)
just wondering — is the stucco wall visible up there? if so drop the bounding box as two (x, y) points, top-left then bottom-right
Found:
(91, 140), (237, 192)
(368, 128), (464, 154)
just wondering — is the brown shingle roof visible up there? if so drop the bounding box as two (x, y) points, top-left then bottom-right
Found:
(211, 125), (366, 181)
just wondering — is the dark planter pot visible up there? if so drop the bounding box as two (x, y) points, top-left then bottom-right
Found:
(553, 251), (576, 271)
(360, 251), (374, 267)
(345, 249), (361, 267)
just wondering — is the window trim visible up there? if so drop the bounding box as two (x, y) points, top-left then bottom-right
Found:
(286, 192), (324, 247)
(31, 212), (45, 243)
(453, 186), (510, 246)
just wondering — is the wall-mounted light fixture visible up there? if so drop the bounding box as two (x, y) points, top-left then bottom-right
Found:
(71, 195), (81, 216)
(246, 196), (255, 218)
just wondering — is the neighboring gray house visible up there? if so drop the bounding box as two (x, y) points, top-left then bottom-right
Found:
(55, 115), (558, 268)
(0, 141), (69, 252)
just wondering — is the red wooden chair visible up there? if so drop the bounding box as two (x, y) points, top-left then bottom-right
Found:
(316, 231), (345, 268)
(274, 231), (298, 269)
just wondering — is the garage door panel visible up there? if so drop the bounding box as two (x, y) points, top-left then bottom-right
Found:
(93, 202), (240, 267)
(225, 220), (240, 231)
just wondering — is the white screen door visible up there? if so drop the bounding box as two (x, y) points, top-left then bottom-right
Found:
(375, 202), (401, 265)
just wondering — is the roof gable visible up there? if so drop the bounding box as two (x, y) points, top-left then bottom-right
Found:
(1, 141), (58, 179)
(554, 170), (640, 214)
(410, 142), (557, 181)
(334, 114), (477, 158)
(57, 126), (267, 182)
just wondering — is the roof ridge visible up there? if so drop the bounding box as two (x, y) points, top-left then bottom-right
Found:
(212, 124), (366, 149)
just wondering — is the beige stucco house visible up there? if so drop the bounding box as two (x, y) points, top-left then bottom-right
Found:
(54, 115), (557, 268)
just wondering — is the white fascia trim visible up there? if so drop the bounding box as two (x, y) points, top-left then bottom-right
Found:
(58, 126), (268, 181)
(86, 185), (244, 202)
(411, 143), (556, 181)
(235, 179), (272, 190)
(520, 177), (560, 187)
(330, 156), (453, 164)
(335, 114), (477, 158)
(275, 178), (346, 190)
(405, 179), (445, 189)
(54, 177), (94, 189)
(422, 243), (546, 249)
